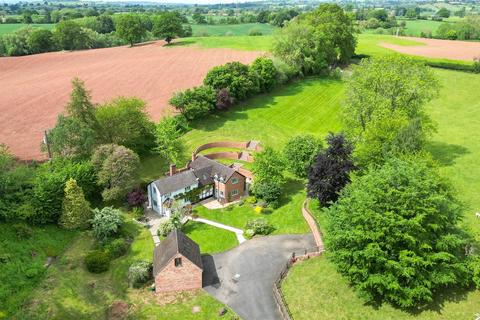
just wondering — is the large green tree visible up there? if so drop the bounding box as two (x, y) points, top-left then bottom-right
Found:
(115, 14), (146, 46)
(59, 178), (91, 229)
(54, 20), (90, 50)
(273, 4), (356, 75)
(283, 135), (323, 178)
(95, 97), (155, 154)
(91, 144), (140, 202)
(154, 115), (187, 164)
(169, 85), (216, 120)
(152, 12), (183, 44)
(325, 157), (473, 308)
(343, 55), (439, 166)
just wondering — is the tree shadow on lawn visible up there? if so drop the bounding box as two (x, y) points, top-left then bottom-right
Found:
(277, 177), (306, 208)
(426, 141), (469, 167)
(188, 77), (329, 133)
(167, 39), (197, 47)
(366, 285), (476, 316)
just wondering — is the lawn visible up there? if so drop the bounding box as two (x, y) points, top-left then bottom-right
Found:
(15, 213), (234, 319)
(0, 223), (77, 318)
(399, 19), (447, 37)
(0, 23), (55, 35)
(190, 22), (277, 37)
(195, 177), (309, 235)
(282, 255), (480, 320)
(282, 69), (480, 319)
(182, 220), (238, 254)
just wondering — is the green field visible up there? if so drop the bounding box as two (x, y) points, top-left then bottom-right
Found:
(398, 18), (451, 37)
(282, 68), (480, 319)
(0, 23), (55, 35)
(191, 23), (277, 37)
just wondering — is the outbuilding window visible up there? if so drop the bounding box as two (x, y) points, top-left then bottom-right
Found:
(231, 189), (238, 196)
(232, 178), (239, 184)
(174, 257), (182, 267)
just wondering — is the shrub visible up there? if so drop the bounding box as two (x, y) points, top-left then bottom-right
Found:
(84, 250), (111, 273)
(12, 223), (33, 238)
(131, 207), (144, 219)
(169, 85), (216, 120)
(90, 207), (124, 242)
(127, 187), (146, 207)
(157, 219), (175, 237)
(474, 56), (480, 74)
(252, 181), (282, 208)
(244, 218), (274, 236)
(215, 88), (234, 110)
(245, 196), (257, 204)
(283, 135), (323, 178)
(249, 57), (277, 93)
(254, 206), (263, 214)
(128, 261), (152, 288)
(25, 267), (41, 279)
(204, 61), (258, 101)
(249, 28), (263, 36)
(105, 238), (129, 259)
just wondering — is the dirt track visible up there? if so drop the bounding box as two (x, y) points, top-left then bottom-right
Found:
(0, 41), (261, 160)
(381, 37), (480, 61)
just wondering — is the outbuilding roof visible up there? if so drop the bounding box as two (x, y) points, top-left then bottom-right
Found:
(153, 229), (203, 276)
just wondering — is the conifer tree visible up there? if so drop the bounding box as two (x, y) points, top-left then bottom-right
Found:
(60, 178), (91, 229)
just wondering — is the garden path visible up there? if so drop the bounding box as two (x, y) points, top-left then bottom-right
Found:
(189, 216), (247, 243)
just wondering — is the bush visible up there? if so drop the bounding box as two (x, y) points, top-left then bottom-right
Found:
(105, 238), (129, 259)
(249, 28), (263, 36)
(474, 56), (480, 74)
(128, 261), (152, 288)
(127, 187), (146, 208)
(131, 207), (144, 219)
(204, 61), (258, 101)
(25, 267), (41, 279)
(283, 135), (323, 178)
(169, 85), (216, 120)
(12, 223), (33, 238)
(244, 218), (274, 236)
(249, 57), (277, 93)
(157, 219), (175, 237)
(252, 180), (282, 208)
(245, 196), (257, 204)
(90, 207), (124, 242)
(84, 250), (111, 273)
(215, 88), (234, 111)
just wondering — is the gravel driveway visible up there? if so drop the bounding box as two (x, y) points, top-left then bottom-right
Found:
(202, 234), (316, 320)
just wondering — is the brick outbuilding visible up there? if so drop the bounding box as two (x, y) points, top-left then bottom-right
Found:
(153, 230), (203, 293)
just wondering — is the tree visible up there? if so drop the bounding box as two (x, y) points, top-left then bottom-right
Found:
(46, 78), (99, 159)
(154, 115), (187, 163)
(27, 29), (54, 54)
(90, 206), (123, 242)
(283, 135), (323, 178)
(342, 55), (439, 166)
(251, 180), (282, 208)
(95, 15), (115, 34)
(115, 14), (146, 46)
(249, 57), (277, 93)
(273, 4), (356, 75)
(204, 62), (258, 101)
(325, 157), (473, 308)
(91, 144), (140, 202)
(307, 133), (355, 206)
(437, 7), (451, 18)
(169, 85), (216, 120)
(54, 20), (90, 50)
(152, 12), (183, 44)
(192, 12), (207, 24)
(95, 97), (155, 154)
(59, 178), (91, 229)
(252, 147), (285, 183)
(31, 159), (97, 224)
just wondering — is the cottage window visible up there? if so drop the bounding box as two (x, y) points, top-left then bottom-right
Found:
(219, 191), (224, 197)
(174, 257), (182, 267)
(153, 200), (157, 206)
(232, 178), (239, 184)
(231, 189), (238, 196)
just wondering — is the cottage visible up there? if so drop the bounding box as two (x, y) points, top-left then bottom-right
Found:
(153, 229), (203, 293)
(147, 155), (248, 217)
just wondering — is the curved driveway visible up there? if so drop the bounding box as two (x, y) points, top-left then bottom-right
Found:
(202, 234), (315, 320)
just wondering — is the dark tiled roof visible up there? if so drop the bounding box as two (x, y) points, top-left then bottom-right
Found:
(153, 229), (203, 276)
(153, 170), (198, 194)
(189, 155), (236, 183)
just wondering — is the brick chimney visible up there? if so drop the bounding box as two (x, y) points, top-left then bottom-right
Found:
(169, 164), (177, 176)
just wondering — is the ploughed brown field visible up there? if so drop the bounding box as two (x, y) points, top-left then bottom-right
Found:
(381, 36), (480, 61)
(0, 41), (261, 160)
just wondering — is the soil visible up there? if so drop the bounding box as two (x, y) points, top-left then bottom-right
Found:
(381, 37), (480, 61)
(0, 41), (261, 160)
